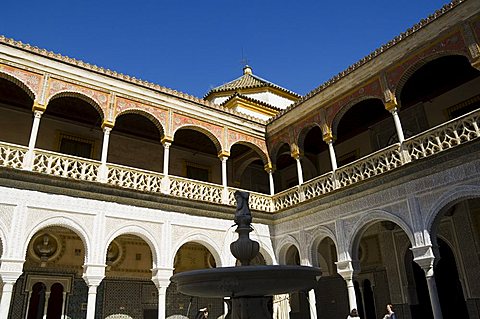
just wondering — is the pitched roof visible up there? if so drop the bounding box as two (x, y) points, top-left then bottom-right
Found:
(205, 66), (301, 98)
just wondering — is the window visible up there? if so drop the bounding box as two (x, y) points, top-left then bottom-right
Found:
(59, 134), (94, 159)
(337, 150), (358, 167)
(446, 94), (480, 119)
(186, 163), (210, 182)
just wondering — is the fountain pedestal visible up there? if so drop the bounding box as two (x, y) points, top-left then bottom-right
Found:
(171, 191), (321, 319)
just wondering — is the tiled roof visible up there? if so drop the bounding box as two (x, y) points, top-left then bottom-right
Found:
(205, 68), (301, 98)
(221, 93), (283, 113)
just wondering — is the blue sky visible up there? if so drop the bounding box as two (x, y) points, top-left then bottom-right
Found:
(1, 0), (451, 98)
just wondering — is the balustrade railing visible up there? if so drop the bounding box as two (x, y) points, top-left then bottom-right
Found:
(404, 109), (480, 160)
(0, 142), (26, 169)
(108, 163), (164, 193)
(169, 175), (224, 204)
(335, 144), (402, 188)
(0, 110), (478, 212)
(32, 149), (99, 181)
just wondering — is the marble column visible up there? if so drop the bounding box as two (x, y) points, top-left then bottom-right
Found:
(23, 105), (45, 170)
(82, 264), (105, 319)
(0, 259), (24, 319)
(97, 124), (113, 182)
(161, 137), (173, 194)
(263, 162), (275, 196)
(218, 152), (229, 204)
(412, 245), (443, 319)
(152, 267), (174, 319)
(336, 260), (358, 312)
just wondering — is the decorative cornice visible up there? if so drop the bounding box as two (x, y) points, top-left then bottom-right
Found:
(267, 0), (465, 124)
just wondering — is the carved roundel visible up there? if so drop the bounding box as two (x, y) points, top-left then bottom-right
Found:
(106, 240), (122, 266)
(31, 233), (60, 262)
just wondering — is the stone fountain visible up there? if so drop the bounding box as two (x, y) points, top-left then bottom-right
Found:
(171, 191), (321, 319)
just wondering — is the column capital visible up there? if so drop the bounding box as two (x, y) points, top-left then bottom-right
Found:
(218, 150), (230, 159)
(290, 144), (302, 159)
(32, 101), (46, 113)
(411, 245), (436, 274)
(151, 267), (174, 288)
(161, 135), (174, 145)
(385, 98), (399, 113)
(101, 120), (114, 130)
(335, 259), (359, 280)
(0, 258), (25, 283)
(264, 162), (276, 173)
(323, 131), (335, 144)
(82, 263), (106, 286)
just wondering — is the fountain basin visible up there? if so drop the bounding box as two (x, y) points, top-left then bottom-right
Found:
(171, 265), (321, 298)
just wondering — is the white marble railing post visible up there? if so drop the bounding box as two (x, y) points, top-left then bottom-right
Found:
(161, 137), (173, 194)
(218, 151), (229, 204)
(336, 260), (358, 312)
(0, 259), (24, 319)
(82, 264), (105, 319)
(97, 123), (113, 183)
(152, 267), (174, 319)
(23, 102), (45, 170)
(412, 245), (443, 319)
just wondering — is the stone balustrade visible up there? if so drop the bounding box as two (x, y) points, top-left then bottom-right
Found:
(0, 109), (478, 212)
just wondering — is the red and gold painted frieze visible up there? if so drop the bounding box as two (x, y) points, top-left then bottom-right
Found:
(291, 112), (323, 146)
(46, 78), (109, 116)
(115, 96), (167, 132)
(267, 131), (292, 160)
(172, 113), (223, 150)
(326, 79), (383, 127)
(386, 30), (469, 92)
(0, 63), (43, 99)
(227, 129), (269, 163)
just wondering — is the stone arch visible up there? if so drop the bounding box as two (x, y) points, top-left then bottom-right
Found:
(276, 235), (301, 265)
(23, 216), (91, 264)
(394, 52), (473, 105)
(170, 232), (223, 268)
(103, 225), (160, 268)
(0, 70), (37, 101)
(114, 109), (165, 138)
(172, 125), (222, 153)
(348, 210), (415, 261)
(46, 91), (105, 122)
(270, 141), (292, 164)
(330, 96), (385, 137)
(425, 184), (480, 236)
(309, 226), (338, 268)
(297, 123), (322, 152)
(228, 141), (269, 165)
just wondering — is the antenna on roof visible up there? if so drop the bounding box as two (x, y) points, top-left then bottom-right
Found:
(241, 48), (249, 67)
(241, 48), (252, 75)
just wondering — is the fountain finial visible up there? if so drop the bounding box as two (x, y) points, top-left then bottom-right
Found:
(230, 191), (260, 266)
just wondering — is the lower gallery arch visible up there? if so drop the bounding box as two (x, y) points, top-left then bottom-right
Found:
(102, 234), (157, 319)
(424, 196), (480, 319)
(348, 219), (416, 319)
(313, 236), (349, 319)
(167, 242), (223, 319)
(11, 226), (85, 319)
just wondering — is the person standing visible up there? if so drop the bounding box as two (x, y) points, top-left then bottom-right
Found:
(382, 304), (397, 319)
(346, 308), (360, 319)
(194, 307), (209, 319)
